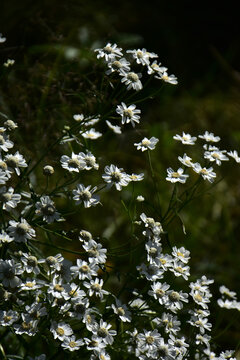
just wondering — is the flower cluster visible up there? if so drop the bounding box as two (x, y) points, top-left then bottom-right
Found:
(0, 38), (239, 360)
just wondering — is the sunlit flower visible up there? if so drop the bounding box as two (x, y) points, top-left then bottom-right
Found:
(81, 128), (102, 139)
(156, 71), (178, 84)
(35, 196), (61, 223)
(60, 152), (86, 172)
(102, 164), (130, 191)
(116, 102), (141, 127)
(173, 132), (197, 145)
(193, 162), (216, 183)
(127, 48), (158, 66)
(106, 57), (130, 75)
(120, 70), (143, 91)
(72, 184), (100, 208)
(95, 43), (123, 62)
(166, 167), (189, 184)
(198, 131), (220, 143)
(8, 218), (35, 243)
(134, 137), (159, 151)
(227, 150), (240, 163)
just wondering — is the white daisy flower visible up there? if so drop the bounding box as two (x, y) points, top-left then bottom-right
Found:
(106, 57), (130, 75)
(116, 102), (141, 127)
(81, 128), (102, 139)
(173, 132), (197, 145)
(127, 48), (158, 66)
(193, 162), (216, 183)
(0, 310), (19, 326)
(120, 70), (143, 91)
(134, 137), (159, 151)
(78, 151), (99, 170)
(73, 113), (84, 121)
(84, 278), (109, 299)
(61, 335), (84, 351)
(111, 299), (132, 322)
(171, 246), (190, 264)
(70, 259), (98, 280)
(20, 253), (42, 275)
(50, 321), (73, 341)
(60, 152), (86, 172)
(0, 231), (14, 244)
(178, 153), (193, 167)
(5, 151), (28, 176)
(156, 71), (178, 84)
(198, 131), (220, 142)
(147, 61), (167, 75)
(82, 239), (107, 264)
(129, 173), (144, 182)
(102, 164), (130, 191)
(105, 120), (122, 134)
(8, 218), (36, 243)
(166, 167), (189, 184)
(72, 184), (100, 208)
(204, 146), (229, 166)
(227, 150), (240, 163)
(0, 186), (21, 211)
(0, 133), (14, 152)
(92, 319), (117, 345)
(165, 290), (188, 313)
(35, 195), (61, 223)
(95, 42), (123, 62)
(0, 259), (23, 288)
(148, 282), (170, 305)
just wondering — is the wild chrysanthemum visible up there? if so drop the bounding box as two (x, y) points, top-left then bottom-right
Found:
(8, 218), (36, 243)
(173, 132), (197, 145)
(35, 195), (61, 223)
(60, 152), (86, 172)
(102, 164), (130, 191)
(166, 167), (189, 184)
(120, 70), (143, 91)
(72, 184), (100, 208)
(134, 137), (159, 151)
(116, 102), (141, 127)
(95, 43), (123, 62)
(127, 48), (158, 66)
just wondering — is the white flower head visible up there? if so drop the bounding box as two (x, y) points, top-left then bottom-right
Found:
(5, 151), (28, 176)
(134, 137), (159, 151)
(156, 71), (178, 84)
(120, 70), (143, 91)
(173, 132), (197, 145)
(60, 152), (86, 172)
(0, 186), (21, 211)
(102, 164), (130, 191)
(193, 162), (216, 183)
(204, 146), (229, 166)
(72, 184), (100, 208)
(35, 196), (61, 223)
(95, 42), (123, 62)
(106, 57), (130, 75)
(81, 128), (102, 140)
(8, 218), (36, 243)
(127, 48), (158, 66)
(227, 150), (240, 163)
(116, 102), (141, 127)
(178, 153), (193, 167)
(198, 131), (220, 143)
(166, 168), (189, 184)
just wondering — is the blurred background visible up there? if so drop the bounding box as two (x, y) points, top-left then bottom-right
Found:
(1, 0), (240, 352)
